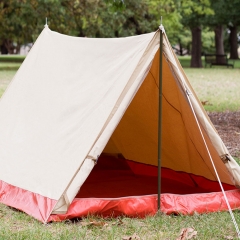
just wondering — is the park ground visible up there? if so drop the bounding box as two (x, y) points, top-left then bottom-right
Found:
(0, 61), (240, 239)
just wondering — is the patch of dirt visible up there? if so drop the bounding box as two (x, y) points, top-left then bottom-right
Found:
(208, 111), (240, 159)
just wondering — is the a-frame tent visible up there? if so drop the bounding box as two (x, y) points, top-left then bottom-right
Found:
(0, 25), (240, 223)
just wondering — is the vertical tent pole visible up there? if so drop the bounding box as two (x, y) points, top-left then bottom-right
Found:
(158, 20), (163, 211)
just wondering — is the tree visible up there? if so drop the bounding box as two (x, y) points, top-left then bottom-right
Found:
(61, 0), (158, 38)
(206, 0), (226, 56)
(148, 0), (183, 43)
(0, 0), (160, 54)
(223, 0), (240, 59)
(110, 0), (157, 37)
(61, 0), (106, 37)
(0, 0), (33, 54)
(0, 0), (184, 55)
(180, 0), (213, 68)
(0, 0), (69, 54)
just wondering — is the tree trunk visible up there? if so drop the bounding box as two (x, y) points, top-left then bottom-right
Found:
(3, 39), (14, 54)
(0, 44), (8, 54)
(190, 26), (202, 68)
(214, 25), (224, 55)
(178, 38), (184, 56)
(214, 25), (225, 64)
(15, 44), (21, 54)
(229, 26), (239, 59)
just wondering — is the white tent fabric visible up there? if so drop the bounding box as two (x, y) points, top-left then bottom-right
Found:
(0, 26), (160, 214)
(0, 26), (240, 222)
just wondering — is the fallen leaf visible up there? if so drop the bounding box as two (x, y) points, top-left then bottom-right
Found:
(201, 100), (208, 105)
(122, 233), (140, 240)
(201, 101), (212, 106)
(235, 131), (240, 135)
(176, 228), (197, 240)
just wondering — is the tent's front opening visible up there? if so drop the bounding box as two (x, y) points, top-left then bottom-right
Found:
(77, 154), (235, 199)
(49, 153), (240, 223)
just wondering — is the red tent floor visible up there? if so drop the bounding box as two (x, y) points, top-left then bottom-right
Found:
(49, 155), (240, 222)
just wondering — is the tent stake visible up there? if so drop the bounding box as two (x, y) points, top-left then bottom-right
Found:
(158, 21), (163, 212)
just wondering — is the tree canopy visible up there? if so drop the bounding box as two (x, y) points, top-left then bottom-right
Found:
(0, 0), (239, 64)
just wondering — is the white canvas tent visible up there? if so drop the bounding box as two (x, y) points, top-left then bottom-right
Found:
(0, 25), (240, 223)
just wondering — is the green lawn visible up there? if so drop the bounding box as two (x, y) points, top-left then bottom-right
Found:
(0, 55), (240, 70)
(0, 55), (23, 70)
(0, 55), (25, 62)
(178, 56), (240, 69)
(1, 67), (240, 112)
(0, 71), (15, 97)
(185, 68), (240, 112)
(0, 65), (240, 239)
(0, 62), (21, 71)
(179, 56), (240, 112)
(0, 205), (239, 239)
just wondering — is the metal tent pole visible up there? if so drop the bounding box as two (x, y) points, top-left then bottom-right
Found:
(158, 21), (163, 211)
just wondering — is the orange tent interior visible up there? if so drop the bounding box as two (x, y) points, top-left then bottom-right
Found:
(77, 51), (235, 200)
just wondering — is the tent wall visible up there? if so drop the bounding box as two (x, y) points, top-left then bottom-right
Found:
(0, 27), (162, 219)
(0, 26), (240, 222)
(162, 33), (240, 187)
(48, 155), (240, 222)
(104, 48), (233, 185)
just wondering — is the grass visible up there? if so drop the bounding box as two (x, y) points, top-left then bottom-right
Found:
(235, 158), (240, 165)
(184, 68), (240, 112)
(178, 56), (240, 68)
(1, 68), (240, 112)
(0, 55), (240, 70)
(0, 62), (21, 71)
(0, 55), (24, 70)
(0, 55), (25, 62)
(0, 204), (239, 240)
(0, 65), (240, 239)
(0, 71), (16, 97)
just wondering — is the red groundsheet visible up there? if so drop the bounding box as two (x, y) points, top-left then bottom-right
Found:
(0, 179), (57, 222)
(49, 155), (240, 222)
(77, 155), (235, 198)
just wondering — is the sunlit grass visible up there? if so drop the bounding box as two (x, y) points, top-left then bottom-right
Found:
(0, 71), (16, 97)
(0, 55), (25, 62)
(1, 68), (240, 112)
(0, 203), (239, 240)
(0, 62), (21, 70)
(178, 56), (240, 69)
(234, 157), (240, 165)
(185, 68), (240, 112)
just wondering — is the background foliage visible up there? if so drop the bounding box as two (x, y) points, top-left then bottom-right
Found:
(0, 0), (239, 66)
